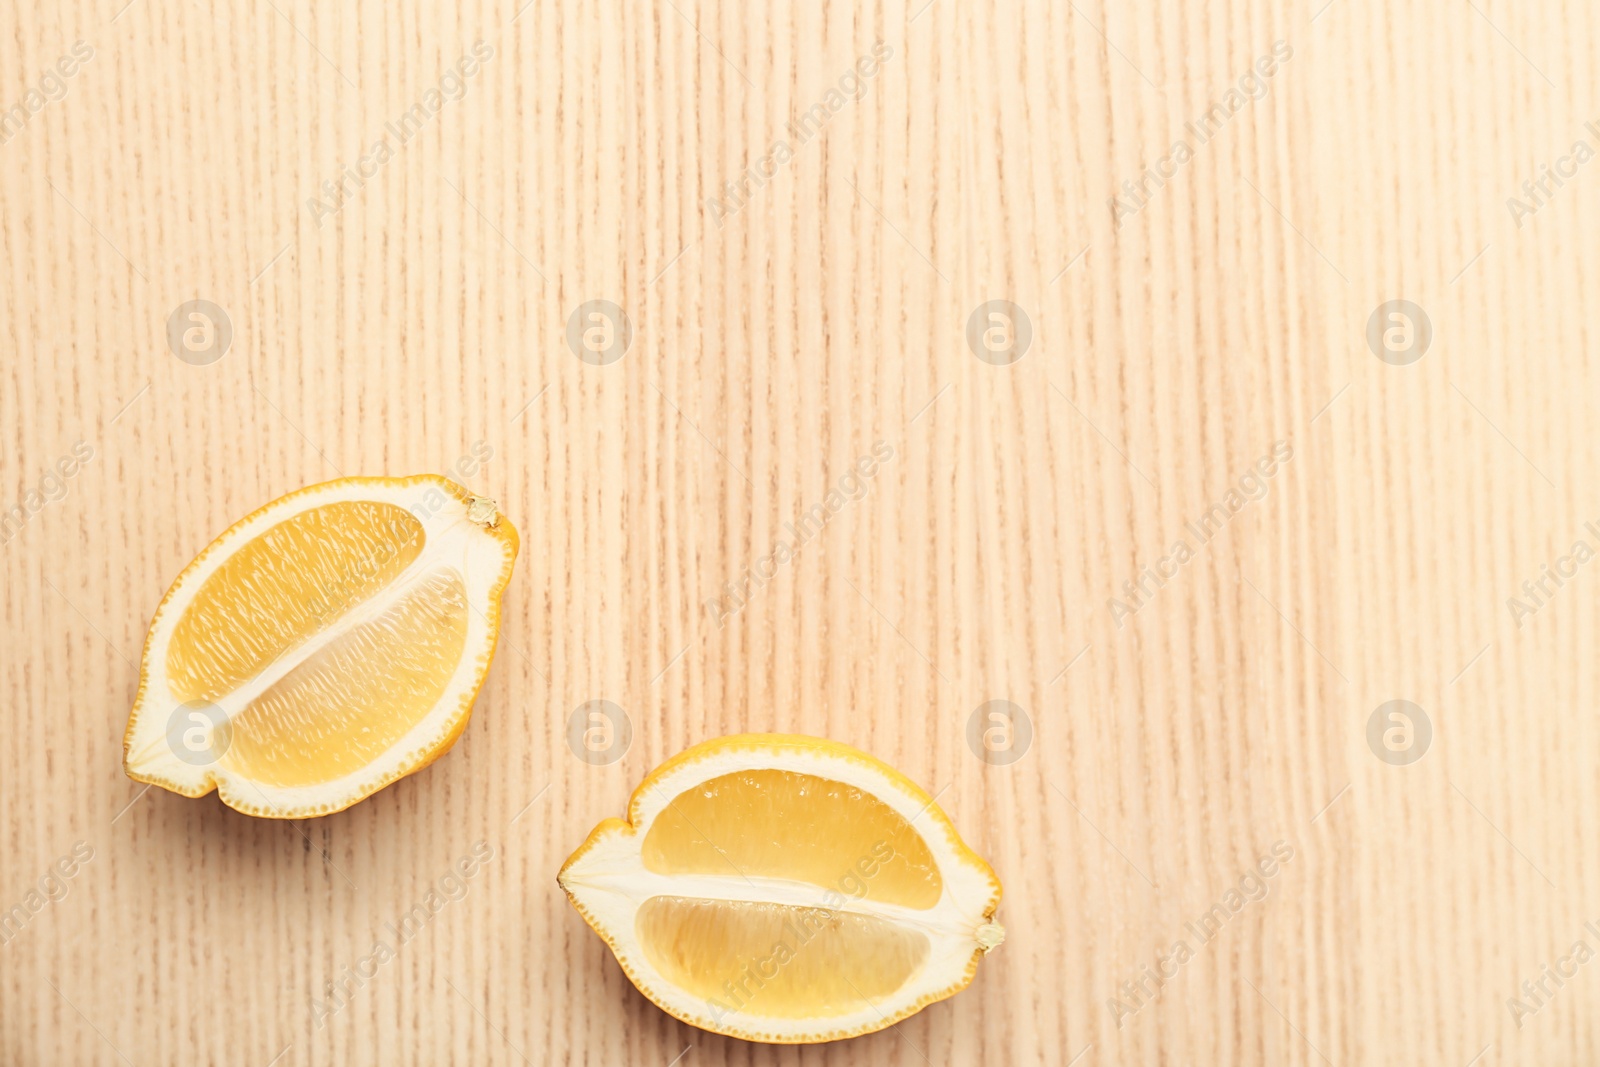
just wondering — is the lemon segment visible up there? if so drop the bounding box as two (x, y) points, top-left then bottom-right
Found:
(167, 500), (425, 701)
(123, 475), (518, 818)
(221, 568), (470, 788)
(559, 734), (1003, 1044)
(640, 768), (944, 909)
(635, 896), (932, 1018)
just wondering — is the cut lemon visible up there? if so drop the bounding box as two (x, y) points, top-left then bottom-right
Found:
(558, 734), (1004, 1043)
(122, 475), (518, 818)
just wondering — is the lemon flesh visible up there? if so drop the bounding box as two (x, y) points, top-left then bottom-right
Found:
(123, 476), (518, 818)
(641, 768), (944, 908)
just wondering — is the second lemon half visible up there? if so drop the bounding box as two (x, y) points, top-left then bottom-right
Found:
(559, 734), (1004, 1043)
(122, 475), (518, 818)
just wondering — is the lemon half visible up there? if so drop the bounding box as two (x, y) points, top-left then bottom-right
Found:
(123, 475), (518, 818)
(559, 733), (1004, 1043)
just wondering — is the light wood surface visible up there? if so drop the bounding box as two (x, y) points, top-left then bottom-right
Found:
(3, 0), (1598, 1063)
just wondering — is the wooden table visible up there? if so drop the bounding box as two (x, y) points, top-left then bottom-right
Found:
(3, 1), (1596, 1063)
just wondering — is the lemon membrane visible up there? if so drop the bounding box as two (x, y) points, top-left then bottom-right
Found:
(559, 734), (1004, 1043)
(123, 476), (518, 818)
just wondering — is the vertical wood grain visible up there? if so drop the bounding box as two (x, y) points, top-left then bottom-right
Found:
(1, 0), (1597, 1063)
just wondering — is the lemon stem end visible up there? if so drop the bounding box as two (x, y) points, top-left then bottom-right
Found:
(466, 496), (500, 529)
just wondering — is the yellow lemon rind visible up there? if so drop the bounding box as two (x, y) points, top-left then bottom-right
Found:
(122, 474), (518, 819)
(557, 733), (1003, 1044)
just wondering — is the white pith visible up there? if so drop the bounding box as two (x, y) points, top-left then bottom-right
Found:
(559, 743), (1002, 1042)
(123, 477), (515, 816)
